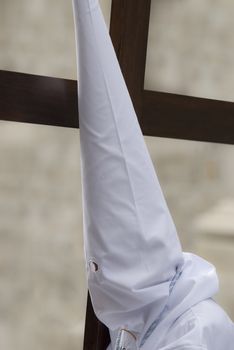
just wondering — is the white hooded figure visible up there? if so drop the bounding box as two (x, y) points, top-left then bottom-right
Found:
(72, 1), (234, 349)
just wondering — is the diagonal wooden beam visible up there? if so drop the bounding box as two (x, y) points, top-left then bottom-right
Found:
(142, 90), (234, 145)
(1, 69), (234, 145)
(0, 70), (79, 128)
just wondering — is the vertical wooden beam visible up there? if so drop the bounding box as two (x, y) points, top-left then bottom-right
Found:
(110, 0), (152, 120)
(83, 293), (110, 350)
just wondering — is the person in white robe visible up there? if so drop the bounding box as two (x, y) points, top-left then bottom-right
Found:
(72, 1), (234, 349)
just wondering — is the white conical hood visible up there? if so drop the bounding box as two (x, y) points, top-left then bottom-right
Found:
(72, 0), (184, 340)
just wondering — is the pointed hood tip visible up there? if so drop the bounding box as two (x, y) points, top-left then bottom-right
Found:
(73, 0), (183, 333)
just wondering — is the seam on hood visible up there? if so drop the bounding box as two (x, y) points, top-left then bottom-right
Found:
(140, 267), (183, 347)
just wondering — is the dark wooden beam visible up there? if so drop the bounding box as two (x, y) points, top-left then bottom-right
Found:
(143, 90), (234, 145)
(0, 70), (79, 128)
(110, 0), (152, 119)
(83, 293), (110, 350)
(1, 70), (234, 145)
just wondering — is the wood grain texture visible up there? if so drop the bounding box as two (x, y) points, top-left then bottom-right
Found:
(0, 70), (79, 128)
(83, 294), (110, 350)
(142, 90), (234, 145)
(1, 70), (233, 145)
(110, 0), (151, 119)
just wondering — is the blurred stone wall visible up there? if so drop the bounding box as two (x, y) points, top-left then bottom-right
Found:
(145, 0), (234, 102)
(0, 1), (233, 349)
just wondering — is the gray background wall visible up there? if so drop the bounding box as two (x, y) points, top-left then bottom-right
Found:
(0, 1), (233, 349)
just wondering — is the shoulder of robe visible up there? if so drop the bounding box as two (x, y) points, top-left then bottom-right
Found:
(190, 298), (234, 350)
(156, 306), (205, 349)
(157, 299), (234, 350)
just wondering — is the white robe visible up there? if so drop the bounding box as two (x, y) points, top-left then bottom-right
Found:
(106, 253), (233, 350)
(72, 1), (234, 349)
